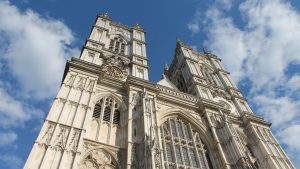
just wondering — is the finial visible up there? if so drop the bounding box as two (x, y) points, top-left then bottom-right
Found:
(99, 12), (112, 20)
(176, 37), (182, 43)
(203, 47), (211, 54)
(164, 63), (169, 71)
(133, 23), (140, 28)
(163, 63), (170, 78)
(176, 37), (185, 47)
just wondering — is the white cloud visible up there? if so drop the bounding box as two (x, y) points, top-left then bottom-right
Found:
(188, 0), (300, 167)
(187, 22), (200, 34)
(0, 1), (79, 167)
(0, 86), (43, 128)
(187, 10), (201, 34)
(0, 131), (17, 147)
(287, 74), (300, 92)
(0, 154), (23, 169)
(277, 125), (300, 168)
(253, 95), (300, 129)
(203, 8), (246, 82)
(216, 0), (233, 10)
(0, 0), (79, 100)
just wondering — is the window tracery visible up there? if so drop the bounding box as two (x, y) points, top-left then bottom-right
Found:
(200, 66), (219, 87)
(92, 97), (121, 125)
(109, 37), (126, 54)
(79, 149), (117, 169)
(161, 117), (213, 169)
(177, 73), (187, 93)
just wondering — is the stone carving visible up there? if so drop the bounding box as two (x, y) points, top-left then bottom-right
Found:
(53, 126), (70, 149)
(154, 147), (161, 169)
(65, 74), (76, 86)
(131, 143), (137, 168)
(67, 129), (80, 152)
(79, 160), (98, 169)
(79, 149), (116, 169)
(210, 86), (231, 100)
(86, 79), (95, 92)
(40, 123), (55, 145)
(76, 77), (87, 90)
(100, 55), (129, 80)
(130, 92), (143, 108)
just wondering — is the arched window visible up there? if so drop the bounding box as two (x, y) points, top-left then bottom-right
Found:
(92, 97), (121, 125)
(160, 117), (213, 169)
(200, 66), (220, 87)
(177, 73), (187, 93)
(109, 36), (126, 54)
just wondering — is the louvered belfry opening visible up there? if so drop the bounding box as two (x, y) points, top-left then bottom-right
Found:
(160, 117), (213, 169)
(92, 96), (121, 125)
(109, 36), (126, 54)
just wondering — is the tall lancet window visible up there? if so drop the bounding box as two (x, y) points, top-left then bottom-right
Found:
(177, 73), (188, 93)
(160, 117), (213, 169)
(92, 97), (121, 125)
(109, 36), (126, 55)
(199, 65), (223, 87)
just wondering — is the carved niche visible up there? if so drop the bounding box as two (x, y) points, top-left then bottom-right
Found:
(100, 54), (129, 80)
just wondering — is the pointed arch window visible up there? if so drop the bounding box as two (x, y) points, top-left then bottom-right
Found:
(92, 96), (121, 125)
(200, 66), (220, 87)
(177, 73), (187, 93)
(160, 117), (213, 169)
(109, 36), (126, 54)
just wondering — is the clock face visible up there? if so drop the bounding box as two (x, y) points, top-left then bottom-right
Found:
(100, 65), (128, 80)
(107, 66), (123, 78)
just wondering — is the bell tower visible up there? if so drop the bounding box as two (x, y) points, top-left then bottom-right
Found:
(80, 13), (149, 80)
(24, 13), (295, 169)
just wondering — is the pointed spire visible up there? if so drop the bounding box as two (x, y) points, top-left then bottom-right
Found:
(176, 37), (184, 46)
(163, 63), (170, 78)
(203, 47), (211, 54)
(132, 23), (144, 31)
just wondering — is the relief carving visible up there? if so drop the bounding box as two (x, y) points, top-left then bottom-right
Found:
(53, 126), (70, 149)
(210, 86), (231, 100)
(76, 77), (87, 90)
(40, 123), (55, 145)
(86, 79), (95, 92)
(100, 54), (129, 80)
(154, 146), (161, 169)
(65, 74), (76, 86)
(67, 129), (80, 152)
(79, 148), (117, 169)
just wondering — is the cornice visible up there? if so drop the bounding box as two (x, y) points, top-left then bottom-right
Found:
(130, 61), (149, 68)
(157, 85), (198, 106)
(101, 47), (130, 59)
(132, 38), (146, 45)
(124, 76), (159, 93)
(131, 54), (148, 61)
(110, 22), (132, 32)
(215, 68), (230, 74)
(62, 57), (102, 85)
(242, 113), (271, 127)
(98, 75), (125, 89)
(93, 25), (109, 32)
(86, 38), (105, 47)
(199, 98), (231, 113)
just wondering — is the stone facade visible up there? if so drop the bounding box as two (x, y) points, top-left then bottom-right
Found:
(24, 13), (295, 169)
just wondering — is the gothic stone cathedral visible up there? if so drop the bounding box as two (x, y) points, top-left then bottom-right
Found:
(24, 13), (295, 169)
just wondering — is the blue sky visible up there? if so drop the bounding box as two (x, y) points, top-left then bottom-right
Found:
(0, 0), (300, 168)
